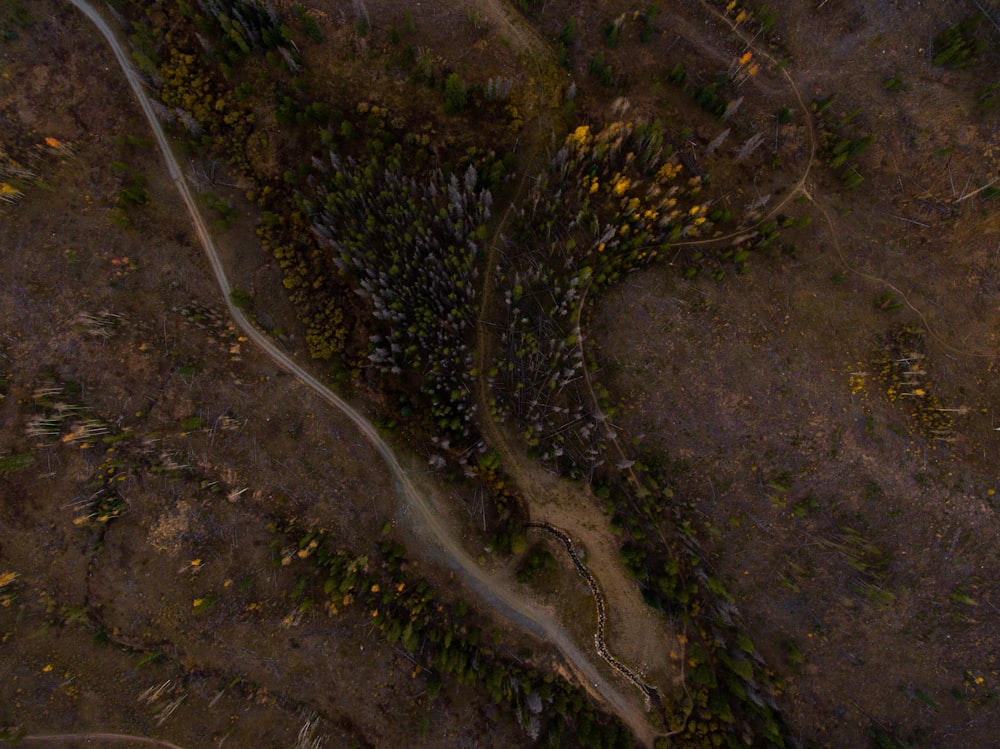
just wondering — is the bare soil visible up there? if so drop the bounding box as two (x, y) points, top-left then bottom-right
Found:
(590, 1), (1000, 746)
(3, 0), (999, 747)
(0, 2), (537, 746)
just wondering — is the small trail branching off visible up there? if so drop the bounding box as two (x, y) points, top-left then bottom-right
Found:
(467, 5), (662, 744)
(688, 0), (999, 360)
(19, 732), (188, 749)
(563, 0), (995, 741)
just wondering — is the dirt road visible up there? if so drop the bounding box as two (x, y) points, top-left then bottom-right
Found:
(63, 0), (656, 745)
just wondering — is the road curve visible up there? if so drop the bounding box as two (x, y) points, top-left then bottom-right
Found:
(63, 1), (655, 745)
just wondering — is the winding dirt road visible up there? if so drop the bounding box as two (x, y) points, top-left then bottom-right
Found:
(63, 0), (656, 745)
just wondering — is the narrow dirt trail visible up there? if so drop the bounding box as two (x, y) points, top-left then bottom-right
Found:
(569, 0), (825, 502)
(19, 732), (187, 748)
(466, 3), (677, 742)
(687, 0), (998, 361)
(64, 1), (656, 746)
(464, 0), (671, 740)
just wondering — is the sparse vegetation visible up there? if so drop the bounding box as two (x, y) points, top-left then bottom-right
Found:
(516, 544), (553, 583)
(0, 0), (30, 41)
(813, 93), (874, 188)
(275, 521), (633, 747)
(975, 82), (1000, 113)
(589, 52), (615, 88)
(4, 0), (1000, 747)
(228, 287), (252, 309)
(875, 326), (957, 441)
(0, 452), (34, 473)
(443, 72), (468, 114)
(883, 75), (904, 92)
(932, 14), (987, 69)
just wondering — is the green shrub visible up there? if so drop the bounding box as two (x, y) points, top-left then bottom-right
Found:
(229, 288), (252, 308)
(755, 6), (777, 33)
(882, 75), (904, 91)
(639, 5), (658, 42)
(295, 6), (323, 43)
(0, 453), (34, 474)
(512, 0), (543, 16)
(933, 15), (986, 69)
(558, 16), (576, 46)
(180, 416), (206, 430)
(443, 73), (467, 114)
(666, 62), (686, 84)
(603, 20), (620, 48)
(589, 53), (614, 87)
(976, 82), (1000, 113)
(516, 546), (553, 583)
(117, 182), (149, 207)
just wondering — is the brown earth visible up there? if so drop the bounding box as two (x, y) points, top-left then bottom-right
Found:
(3, 0), (1000, 747)
(589, 1), (1000, 746)
(0, 2), (541, 746)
